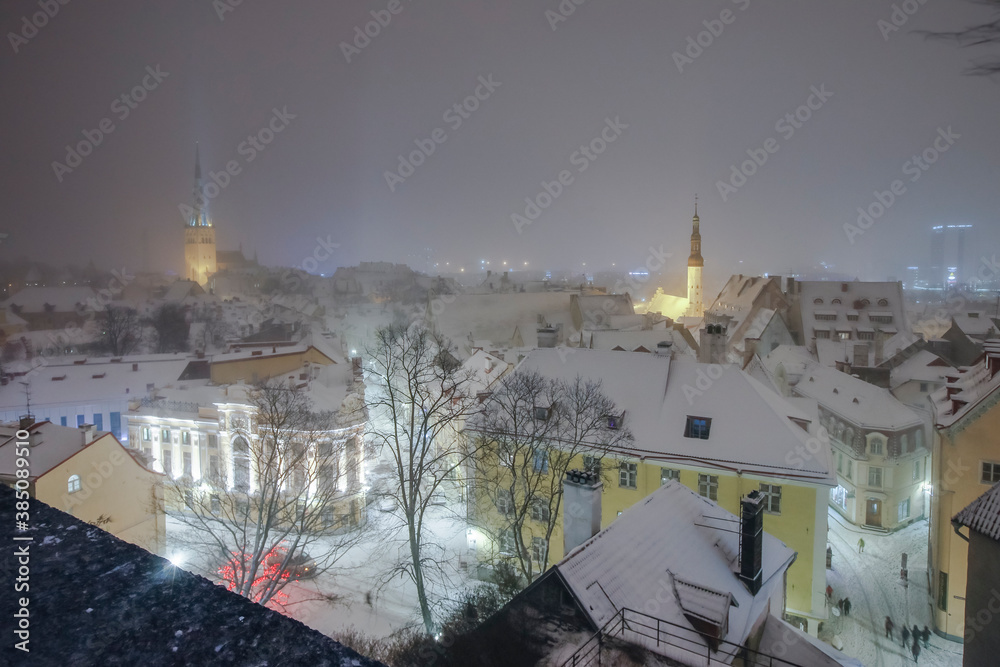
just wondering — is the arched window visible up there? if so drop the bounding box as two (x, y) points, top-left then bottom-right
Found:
(843, 427), (854, 448)
(877, 298), (888, 307)
(68, 474), (81, 493)
(813, 298), (824, 305)
(832, 298), (842, 305)
(915, 430), (924, 449)
(232, 436), (250, 492)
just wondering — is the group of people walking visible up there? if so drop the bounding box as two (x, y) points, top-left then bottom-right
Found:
(885, 618), (930, 662)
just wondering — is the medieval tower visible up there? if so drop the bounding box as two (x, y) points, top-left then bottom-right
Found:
(183, 145), (217, 284)
(685, 199), (704, 318)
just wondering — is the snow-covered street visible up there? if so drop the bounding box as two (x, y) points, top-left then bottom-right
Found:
(825, 509), (964, 667)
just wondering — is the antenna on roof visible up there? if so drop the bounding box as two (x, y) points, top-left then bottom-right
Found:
(18, 381), (33, 425)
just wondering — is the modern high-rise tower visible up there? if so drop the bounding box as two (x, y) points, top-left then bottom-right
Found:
(685, 200), (704, 318)
(183, 144), (217, 285)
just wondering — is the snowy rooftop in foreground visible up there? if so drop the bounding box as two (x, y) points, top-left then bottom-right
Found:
(0, 484), (385, 666)
(516, 348), (834, 484)
(953, 480), (1000, 542)
(556, 481), (795, 665)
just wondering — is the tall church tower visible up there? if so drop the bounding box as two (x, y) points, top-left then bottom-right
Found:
(183, 145), (217, 285)
(685, 198), (704, 318)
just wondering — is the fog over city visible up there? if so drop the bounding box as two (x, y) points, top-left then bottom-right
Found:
(3, 2), (1000, 667)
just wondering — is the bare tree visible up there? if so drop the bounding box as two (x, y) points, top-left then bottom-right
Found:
(101, 304), (141, 356)
(165, 380), (368, 609)
(921, 1), (1000, 75)
(468, 371), (634, 583)
(364, 323), (480, 633)
(148, 303), (190, 353)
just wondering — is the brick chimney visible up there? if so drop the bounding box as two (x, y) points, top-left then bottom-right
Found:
(739, 491), (765, 595)
(78, 423), (96, 446)
(563, 469), (603, 555)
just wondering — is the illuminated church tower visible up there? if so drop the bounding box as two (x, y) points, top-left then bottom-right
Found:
(183, 144), (217, 285)
(685, 199), (704, 318)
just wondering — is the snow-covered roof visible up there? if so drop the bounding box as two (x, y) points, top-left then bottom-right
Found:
(931, 340), (1000, 428)
(556, 481), (795, 665)
(763, 346), (922, 431)
(705, 276), (785, 346)
(516, 348), (834, 484)
(0, 354), (193, 413)
(578, 327), (694, 357)
(796, 280), (909, 344)
(3, 286), (99, 313)
(758, 614), (864, 667)
(953, 481), (1000, 542)
(0, 422), (131, 479)
(814, 331), (915, 369)
(889, 349), (956, 389)
(952, 312), (999, 338)
(462, 349), (513, 397)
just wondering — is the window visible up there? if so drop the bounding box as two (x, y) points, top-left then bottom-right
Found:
(210, 494), (221, 515)
(868, 466), (883, 488)
(901, 433), (910, 453)
(938, 572), (948, 611)
(606, 414), (622, 430)
(913, 460), (921, 481)
(60, 416), (67, 426)
(533, 448), (549, 474)
(858, 331), (875, 341)
(499, 529), (517, 555)
(162, 451), (172, 477)
(837, 452), (843, 474)
(813, 298), (824, 305)
(77, 415), (85, 427)
(920, 382), (929, 392)
(685, 416), (711, 439)
(847, 313), (859, 322)
(870, 314), (894, 324)
(981, 462), (1000, 485)
(142, 427), (151, 441)
(869, 437), (883, 456)
(68, 474), (81, 494)
(184, 489), (193, 506)
(898, 498), (910, 522)
(183, 452), (192, 477)
(583, 456), (601, 475)
(533, 406), (550, 421)
(208, 434), (218, 449)
(815, 330), (831, 339)
(531, 537), (548, 564)
(877, 298), (889, 307)
(619, 462), (637, 489)
(209, 455), (220, 480)
(496, 491), (513, 517)
(660, 468), (680, 486)
(698, 474), (719, 501)
(94, 413), (103, 431)
(161, 428), (171, 443)
(531, 499), (550, 522)
(181, 431), (190, 445)
(816, 313), (837, 321)
(110, 412), (122, 439)
(845, 459), (852, 480)
(760, 483), (782, 514)
(832, 298), (842, 305)
(831, 485), (847, 510)
(318, 441), (334, 457)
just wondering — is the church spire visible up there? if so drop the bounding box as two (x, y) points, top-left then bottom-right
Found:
(189, 143), (211, 228)
(688, 195), (703, 268)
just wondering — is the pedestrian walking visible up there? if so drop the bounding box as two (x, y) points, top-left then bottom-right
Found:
(837, 598), (845, 615)
(902, 625), (910, 648)
(826, 584), (833, 603)
(912, 637), (921, 662)
(843, 597), (852, 616)
(858, 537), (865, 553)
(885, 616), (895, 639)
(922, 626), (931, 648)
(911, 625), (920, 644)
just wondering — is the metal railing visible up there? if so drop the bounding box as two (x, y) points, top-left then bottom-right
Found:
(138, 397), (201, 413)
(561, 607), (809, 667)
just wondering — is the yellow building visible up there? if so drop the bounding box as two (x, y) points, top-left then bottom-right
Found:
(467, 349), (835, 633)
(0, 420), (165, 555)
(209, 343), (337, 385)
(928, 339), (1000, 641)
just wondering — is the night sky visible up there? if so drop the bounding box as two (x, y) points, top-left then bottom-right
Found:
(2, 0), (999, 282)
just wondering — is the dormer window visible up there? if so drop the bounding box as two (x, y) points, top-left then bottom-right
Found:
(813, 298), (824, 305)
(877, 298), (889, 307)
(831, 298), (842, 305)
(685, 416), (711, 439)
(534, 406), (551, 421)
(606, 412), (624, 430)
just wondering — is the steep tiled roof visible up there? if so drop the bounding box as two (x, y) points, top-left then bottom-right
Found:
(0, 485), (385, 666)
(954, 481), (1000, 542)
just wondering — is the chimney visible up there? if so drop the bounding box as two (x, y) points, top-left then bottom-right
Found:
(739, 491), (765, 595)
(79, 423), (96, 446)
(852, 342), (869, 368)
(698, 324), (728, 364)
(563, 469), (603, 555)
(19, 415), (35, 431)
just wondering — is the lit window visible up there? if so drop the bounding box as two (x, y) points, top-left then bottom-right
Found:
(698, 474), (719, 501)
(68, 474), (81, 494)
(868, 466), (883, 488)
(181, 431), (190, 445)
(760, 484), (782, 514)
(660, 468), (680, 486)
(161, 428), (171, 443)
(685, 416), (711, 439)
(142, 427), (151, 441)
(619, 462), (637, 489)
